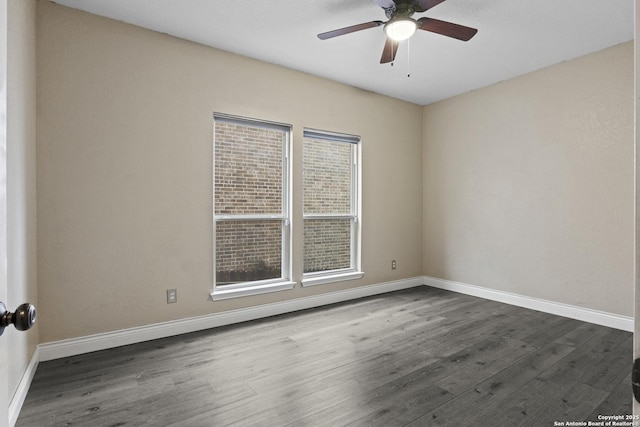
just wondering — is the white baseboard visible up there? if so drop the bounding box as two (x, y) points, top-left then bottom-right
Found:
(39, 276), (424, 361)
(424, 276), (633, 332)
(9, 347), (39, 427)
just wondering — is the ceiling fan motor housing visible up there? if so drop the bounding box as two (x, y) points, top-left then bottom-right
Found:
(384, 1), (417, 19)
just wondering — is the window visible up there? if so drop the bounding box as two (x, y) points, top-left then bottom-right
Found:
(302, 128), (362, 286)
(212, 114), (293, 299)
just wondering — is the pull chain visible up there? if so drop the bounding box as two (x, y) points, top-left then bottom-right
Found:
(407, 38), (411, 78)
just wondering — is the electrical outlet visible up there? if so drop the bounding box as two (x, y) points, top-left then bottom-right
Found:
(391, 260), (396, 270)
(167, 289), (177, 304)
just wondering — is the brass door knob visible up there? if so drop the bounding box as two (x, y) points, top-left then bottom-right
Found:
(0, 302), (36, 335)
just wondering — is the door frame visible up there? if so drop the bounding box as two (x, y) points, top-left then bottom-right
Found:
(0, 0), (9, 425)
(634, 0), (639, 417)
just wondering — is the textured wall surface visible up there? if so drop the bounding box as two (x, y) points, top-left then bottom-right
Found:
(36, 1), (423, 343)
(423, 42), (634, 316)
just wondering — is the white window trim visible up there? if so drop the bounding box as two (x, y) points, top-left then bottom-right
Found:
(211, 114), (293, 300)
(301, 270), (364, 287)
(212, 279), (296, 301)
(301, 128), (363, 286)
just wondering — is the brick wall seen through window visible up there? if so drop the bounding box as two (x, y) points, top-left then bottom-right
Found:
(303, 136), (354, 273)
(214, 120), (285, 284)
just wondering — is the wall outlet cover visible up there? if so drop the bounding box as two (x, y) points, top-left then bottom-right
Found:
(167, 289), (177, 304)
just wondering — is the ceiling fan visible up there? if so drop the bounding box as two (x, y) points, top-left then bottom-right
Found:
(317, 0), (478, 64)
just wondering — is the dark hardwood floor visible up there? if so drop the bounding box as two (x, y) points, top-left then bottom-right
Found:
(17, 287), (632, 426)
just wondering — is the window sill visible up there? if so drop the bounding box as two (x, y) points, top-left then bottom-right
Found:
(301, 271), (364, 288)
(211, 280), (296, 301)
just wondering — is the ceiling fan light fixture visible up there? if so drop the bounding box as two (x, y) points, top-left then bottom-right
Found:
(384, 17), (417, 41)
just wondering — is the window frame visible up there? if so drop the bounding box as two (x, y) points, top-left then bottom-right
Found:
(211, 114), (294, 300)
(301, 128), (363, 287)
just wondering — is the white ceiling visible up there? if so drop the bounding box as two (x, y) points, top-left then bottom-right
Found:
(52, 0), (633, 105)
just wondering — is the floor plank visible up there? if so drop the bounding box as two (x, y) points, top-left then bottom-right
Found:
(16, 287), (632, 426)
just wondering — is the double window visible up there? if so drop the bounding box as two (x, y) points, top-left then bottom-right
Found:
(212, 115), (361, 298)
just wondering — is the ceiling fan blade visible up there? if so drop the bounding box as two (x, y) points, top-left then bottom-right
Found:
(417, 17), (478, 41)
(413, 0), (447, 12)
(318, 21), (384, 40)
(380, 37), (399, 64)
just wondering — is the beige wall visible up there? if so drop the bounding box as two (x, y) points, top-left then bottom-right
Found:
(7, 0), (37, 403)
(423, 42), (634, 317)
(35, 1), (424, 343)
(35, 0), (633, 345)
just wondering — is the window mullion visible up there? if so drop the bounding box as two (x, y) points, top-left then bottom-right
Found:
(303, 214), (355, 220)
(216, 214), (286, 221)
